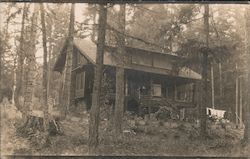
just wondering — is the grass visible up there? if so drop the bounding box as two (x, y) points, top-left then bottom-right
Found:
(97, 120), (247, 156)
(1, 108), (249, 157)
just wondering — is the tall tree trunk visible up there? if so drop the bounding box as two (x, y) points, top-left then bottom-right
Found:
(211, 61), (214, 109)
(12, 61), (16, 105)
(244, 6), (250, 143)
(239, 77), (243, 129)
(0, 40), (1, 88)
(200, 4), (209, 137)
(15, 3), (28, 110)
(40, 3), (49, 131)
(61, 3), (75, 116)
(114, 4), (126, 136)
(23, 4), (38, 117)
(236, 64), (239, 128)
(12, 39), (18, 105)
(47, 44), (51, 100)
(219, 62), (222, 97)
(47, 20), (53, 100)
(88, 3), (107, 154)
(91, 4), (97, 43)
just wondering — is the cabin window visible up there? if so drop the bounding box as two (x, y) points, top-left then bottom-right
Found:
(152, 84), (162, 97)
(75, 71), (85, 98)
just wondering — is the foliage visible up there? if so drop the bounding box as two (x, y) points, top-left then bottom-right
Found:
(1, 3), (249, 154)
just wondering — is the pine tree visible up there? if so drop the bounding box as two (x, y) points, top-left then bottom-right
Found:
(114, 4), (126, 136)
(88, 3), (107, 154)
(61, 3), (75, 117)
(23, 4), (38, 117)
(40, 3), (49, 130)
(15, 4), (28, 111)
(243, 5), (250, 144)
(200, 4), (209, 137)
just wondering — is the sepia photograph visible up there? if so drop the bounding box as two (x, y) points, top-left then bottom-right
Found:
(0, 1), (250, 157)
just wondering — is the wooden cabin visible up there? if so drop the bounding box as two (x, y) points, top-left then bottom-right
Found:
(54, 38), (202, 118)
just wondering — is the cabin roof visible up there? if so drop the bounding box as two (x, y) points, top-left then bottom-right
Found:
(73, 38), (182, 63)
(53, 38), (201, 80)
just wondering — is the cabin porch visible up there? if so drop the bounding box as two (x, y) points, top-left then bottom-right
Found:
(72, 65), (199, 120)
(123, 69), (198, 118)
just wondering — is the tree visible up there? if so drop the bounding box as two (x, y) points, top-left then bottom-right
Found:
(0, 4), (31, 104)
(114, 4), (126, 136)
(88, 3), (107, 153)
(0, 35), (2, 87)
(40, 3), (49, 131)
(61, 3), (75, 116)
(46, 9), (53, 100)
(45, 4), (71, 104)
(15, 3), (28, 111)
(127, 4), (200, 52)
(243, 5), (250, 144)
(0, 4), (10, 83)
(23, 4), (38, 117)
(200, 4), (209, 137)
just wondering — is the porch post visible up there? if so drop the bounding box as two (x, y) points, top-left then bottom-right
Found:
(211, 62), (215, 109)
(125, 73), (128, 96)
(174, 80), (177, 101)
(124, 73), (128, 111)
(150, 74), (153, 97)
(180, 108), (185, 121)
(148, 74), (153, 119)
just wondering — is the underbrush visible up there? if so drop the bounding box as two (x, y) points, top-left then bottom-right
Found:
(98, 118), (246, 156)
(1, 106), (249, 157)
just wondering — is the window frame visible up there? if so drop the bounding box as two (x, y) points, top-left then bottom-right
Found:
(152, 83), (162, 97)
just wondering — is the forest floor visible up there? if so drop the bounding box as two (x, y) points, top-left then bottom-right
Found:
(1, 104), (250, 157)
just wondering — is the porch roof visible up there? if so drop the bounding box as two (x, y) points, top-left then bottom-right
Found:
(53, 38), (201, 80)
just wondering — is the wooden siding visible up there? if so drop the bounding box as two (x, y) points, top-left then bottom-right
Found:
(153, 54), (172, 70)
(131, 52), (152, 66)
(75, 71), (85, 98)
(130, 52), (173, 71)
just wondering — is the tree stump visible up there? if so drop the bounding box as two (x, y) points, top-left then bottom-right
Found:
(17, 110), (63, 137)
